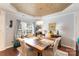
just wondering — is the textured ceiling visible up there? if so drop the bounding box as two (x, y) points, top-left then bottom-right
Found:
(11, 3), (71, 16)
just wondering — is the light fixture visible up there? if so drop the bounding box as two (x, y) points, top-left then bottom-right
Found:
(36, 21), (43, 26)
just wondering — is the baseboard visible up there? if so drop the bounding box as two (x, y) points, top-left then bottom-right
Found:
(0, 45), (13, 51)
(0, 48), (6, 51)
(5, 45), (13, 50)
(61, 44), (76, 50)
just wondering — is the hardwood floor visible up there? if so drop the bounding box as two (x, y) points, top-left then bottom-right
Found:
(76, 50), (79, 56)
(0, 46), (76, 56)
(76, 43), (79, 56)
(58, 46), (76, 56)
(0, 48), (18, 56)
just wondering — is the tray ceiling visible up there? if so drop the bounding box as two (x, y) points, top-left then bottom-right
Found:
(11, 3), (71, 16)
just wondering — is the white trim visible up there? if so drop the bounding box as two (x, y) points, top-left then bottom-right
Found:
(61, 44), (76, 50)
(5, 45), (13, 50)
(0, 47), (6, 51)
(0, 45), (13, 51)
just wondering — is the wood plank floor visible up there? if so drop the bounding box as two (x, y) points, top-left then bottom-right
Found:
(58, 46), (76, 56)
(76, 50), (79, 56)
(0, 48), (18, 56)
(0, 46), (76, 56)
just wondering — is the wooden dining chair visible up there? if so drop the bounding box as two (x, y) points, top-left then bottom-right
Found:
(42, 37), (61, 56)
(27, 33), (33, 38)
(16, 38), (37, 56)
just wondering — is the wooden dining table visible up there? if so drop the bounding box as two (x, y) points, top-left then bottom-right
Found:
(23, 38), (54, 56)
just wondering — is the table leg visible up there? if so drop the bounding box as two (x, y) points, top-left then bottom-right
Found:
(38, 52), (42, 56)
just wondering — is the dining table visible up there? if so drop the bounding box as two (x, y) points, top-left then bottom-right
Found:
(23, 37), (54, 56)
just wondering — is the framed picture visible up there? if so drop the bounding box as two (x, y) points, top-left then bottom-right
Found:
(49, 23), (56, 31)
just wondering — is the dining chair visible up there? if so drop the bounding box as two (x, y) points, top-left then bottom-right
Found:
(42, 37), (61, 56)
(16, 38), (37, 56)
(27, 33), (33, 38)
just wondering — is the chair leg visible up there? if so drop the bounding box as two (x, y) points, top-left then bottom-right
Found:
(38, 52), (42, 56)
(17, 53), (21, 56)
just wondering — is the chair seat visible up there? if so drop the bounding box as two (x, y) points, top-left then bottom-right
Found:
(17, 47), (23, 54)
(55, 49), (68, 56)
(16, 38), (37, 56)
(42, 48), (54, 56)
(42, 37), (62, 56)
(17, 46), (37, 56)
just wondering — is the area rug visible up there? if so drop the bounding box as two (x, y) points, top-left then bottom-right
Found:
(55, 49), (68, 56)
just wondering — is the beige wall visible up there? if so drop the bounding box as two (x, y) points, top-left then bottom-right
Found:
(0, 4), (18, 51)
(0, 9), (6, 50)
(5, 11), (17, 48)
(0, 3), (17, 13)
(0, 9), (36, 51)
(0, 9), (17, 51)
(42, 12), (76, 50)
(74, 11), (79, 41)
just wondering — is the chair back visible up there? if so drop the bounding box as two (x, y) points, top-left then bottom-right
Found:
(53, 37), (61, 55)
(27, 33), (33, 38)
(18, 38), (28, 56)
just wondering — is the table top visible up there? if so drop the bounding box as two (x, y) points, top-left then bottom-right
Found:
(23, 38), (54, 52)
